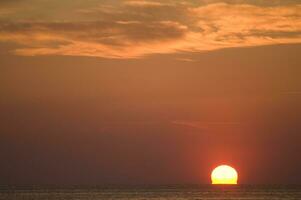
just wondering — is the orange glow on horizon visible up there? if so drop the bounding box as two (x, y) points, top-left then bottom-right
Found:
(211, 165), (238, 185)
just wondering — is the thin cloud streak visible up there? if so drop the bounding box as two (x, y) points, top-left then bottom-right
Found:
(124, 0), (168, 7)
(0, 1), (300, 58)
(172, 120), (243, 131)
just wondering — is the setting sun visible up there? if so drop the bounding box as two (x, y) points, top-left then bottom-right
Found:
(211, 165), (238, 185)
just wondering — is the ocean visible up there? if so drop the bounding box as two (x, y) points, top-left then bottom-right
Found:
(1, 185), (300, 199)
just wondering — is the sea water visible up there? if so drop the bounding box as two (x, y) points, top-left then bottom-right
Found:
(1, 185), (300, 199)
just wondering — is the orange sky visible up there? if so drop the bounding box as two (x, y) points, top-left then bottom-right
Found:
(0, 0), (301, 185)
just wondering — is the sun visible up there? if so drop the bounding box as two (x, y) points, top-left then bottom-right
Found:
(211, 165), (238, 184)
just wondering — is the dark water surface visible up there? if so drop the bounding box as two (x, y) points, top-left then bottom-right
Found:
(1, 185), (300, 199)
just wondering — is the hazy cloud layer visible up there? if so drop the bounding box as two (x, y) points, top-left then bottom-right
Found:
(0, 0), (300, 58)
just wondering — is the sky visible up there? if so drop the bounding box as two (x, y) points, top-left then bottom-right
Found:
(0, 0), (301, 185)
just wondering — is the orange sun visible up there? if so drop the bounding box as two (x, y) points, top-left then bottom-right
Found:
(211, 165), (238, 184)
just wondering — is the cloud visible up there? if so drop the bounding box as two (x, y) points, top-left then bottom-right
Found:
(187, 3), (301, 49)
(176, 57), (196, 62)
(172, 120), (242, 130)
(124, 0), (167, 7)
(0, 1), (300, 58)
(199, 0), (301, 6)
(0, 20), (188, 58)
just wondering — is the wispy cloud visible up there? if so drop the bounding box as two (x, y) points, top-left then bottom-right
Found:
(0, 0), (300, 58)
(0, 20), (188, 58)
(175, 57), (196, 62)
(124, 0), (168, 7)
(187, 3), (301, 49)
(172, 120), (242, 130)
